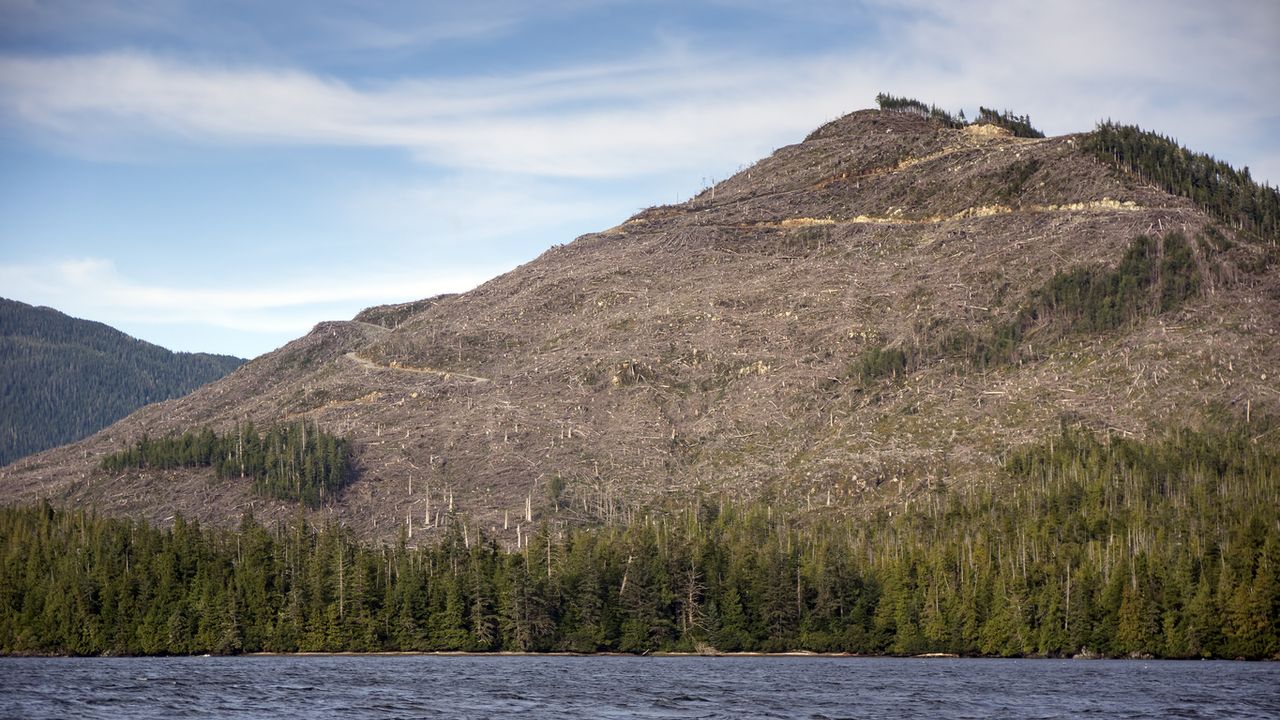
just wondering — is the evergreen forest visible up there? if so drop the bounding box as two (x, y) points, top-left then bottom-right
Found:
(0, 298), (244, 466)
(101, 422), (354, 508)
(3, 426), (1275, 659)
(1087, 122), (1280, 242)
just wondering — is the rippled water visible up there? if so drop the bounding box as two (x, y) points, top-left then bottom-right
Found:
(2, 655), (1277, 719)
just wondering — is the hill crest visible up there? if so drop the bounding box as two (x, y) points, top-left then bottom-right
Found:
(2, 106), (1276, 543)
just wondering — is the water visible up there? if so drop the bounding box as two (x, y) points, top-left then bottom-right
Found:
(1, 655), (1277, 719)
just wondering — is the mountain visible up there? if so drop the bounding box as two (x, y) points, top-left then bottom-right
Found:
(1, 106), (1276, 543)
(0, 298), (245, 466)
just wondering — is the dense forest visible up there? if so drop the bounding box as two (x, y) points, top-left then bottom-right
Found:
(3, 426), (1275, 658)
(101, 422), (354, 508)
(1086, 122), (1280, 242)
(0, 298), (245, 466)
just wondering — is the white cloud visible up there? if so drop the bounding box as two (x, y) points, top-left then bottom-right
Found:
(0, 54), (438, 154)
(347, 173), (625, 243)
(0, 50), (862, 178)
(2, 2), (1276, 184)
(0, 257), (499, 356)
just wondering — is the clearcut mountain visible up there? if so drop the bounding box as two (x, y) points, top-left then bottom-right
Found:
(2, 107), (1276, 543)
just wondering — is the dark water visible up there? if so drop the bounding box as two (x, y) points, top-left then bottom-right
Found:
(1, 655), (1277, 719)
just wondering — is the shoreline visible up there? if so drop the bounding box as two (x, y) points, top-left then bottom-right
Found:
(5, 650), (1262, 661)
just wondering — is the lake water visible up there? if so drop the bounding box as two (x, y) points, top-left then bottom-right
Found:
(1, 655), (1277, 719)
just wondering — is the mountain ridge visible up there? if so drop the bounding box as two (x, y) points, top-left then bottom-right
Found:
(0, 297), (246, 467)
(2, 107), (1276, 543)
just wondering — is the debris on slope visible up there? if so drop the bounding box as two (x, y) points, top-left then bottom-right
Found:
(4, 107), (1276, 545)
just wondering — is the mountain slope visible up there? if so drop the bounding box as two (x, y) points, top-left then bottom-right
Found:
(0, 298), (245, 466)
(2, 109), (1276, 542)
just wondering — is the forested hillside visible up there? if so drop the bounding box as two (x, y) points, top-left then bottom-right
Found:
(0, 298), (245, 466)
(1087, 122), (1280, 241)
(2, 427), (1275, 658)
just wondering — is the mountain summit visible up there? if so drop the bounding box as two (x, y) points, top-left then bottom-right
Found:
(3, 105), (1276, 542)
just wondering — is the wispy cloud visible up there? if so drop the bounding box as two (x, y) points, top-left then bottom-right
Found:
(346, 173), (628, 243)
(2, 0), (1276, 183)
(0, 49), (853, 178)
(304, 3), (526, 52)
(0, 0), (540, 59)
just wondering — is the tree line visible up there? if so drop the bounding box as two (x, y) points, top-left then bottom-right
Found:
(874, 92), (966, 129)
(1086, 122), (1280, 242)
(874, 93), (1045, 138)
(3, 426), (1275, 658)
(100, 421), (353, 508)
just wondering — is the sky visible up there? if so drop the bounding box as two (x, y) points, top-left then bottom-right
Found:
(1, 0), (1276, 359)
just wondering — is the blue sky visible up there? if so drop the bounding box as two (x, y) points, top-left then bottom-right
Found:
(1, 0), (1276, 359)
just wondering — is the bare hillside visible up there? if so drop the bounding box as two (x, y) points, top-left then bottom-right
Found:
(3, 109), (1276, 543)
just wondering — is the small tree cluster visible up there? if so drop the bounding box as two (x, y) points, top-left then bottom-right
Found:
(874, 92), (965, 128)
(861, 232), (1201, 381)
(976, 106), (1046, 138)
(874, 93), (1045, 137)
(101, 421), (353, 508)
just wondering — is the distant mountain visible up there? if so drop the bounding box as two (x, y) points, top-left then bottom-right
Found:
(1, 105), (1276, 543)
(0, 298), (245, 466)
